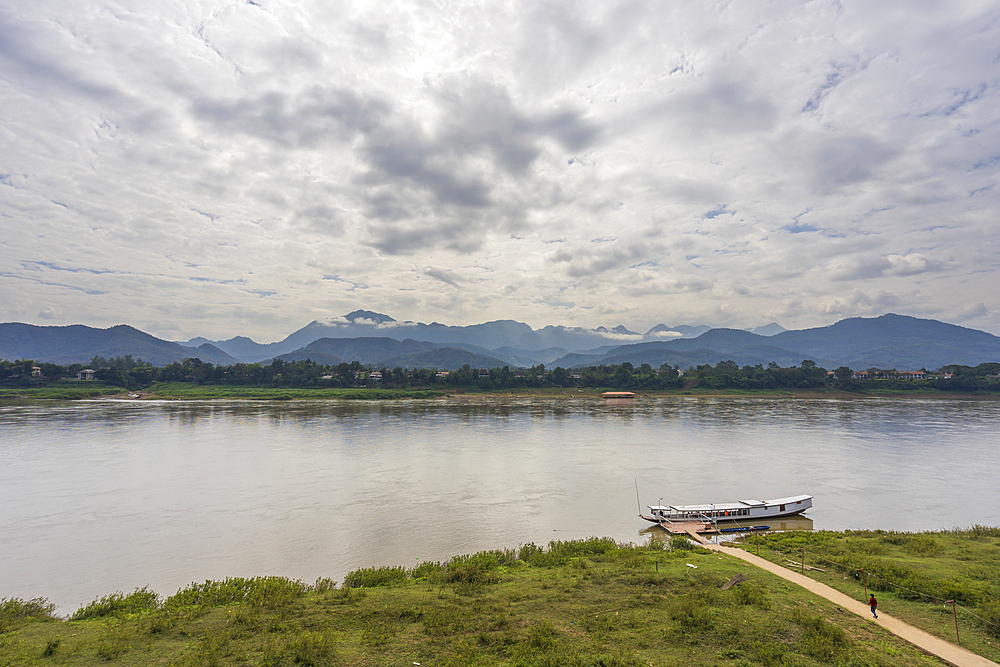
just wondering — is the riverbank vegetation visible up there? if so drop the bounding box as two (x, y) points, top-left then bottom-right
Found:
(733, 526), (1000, 663)
(1, 536), (961, 667)
(2, 355), (999, 399)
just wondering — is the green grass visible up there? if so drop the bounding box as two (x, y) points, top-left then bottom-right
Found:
(146, 382), (446, 400)
(0, 536), (960, 666)
(733, 526), (1000, 663)
(0, 381), (123, 400)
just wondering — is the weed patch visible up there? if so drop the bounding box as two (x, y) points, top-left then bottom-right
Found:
(72, 587), (161, 620)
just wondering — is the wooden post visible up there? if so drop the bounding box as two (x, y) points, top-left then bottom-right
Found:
(755, 529), (759, 556)
(854, 569), (867, 600)
(800, 548), (805, 574)
(946, 600), (959, 644)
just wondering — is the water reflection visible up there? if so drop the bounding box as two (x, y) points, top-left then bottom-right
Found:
(1, 396), (998, 614)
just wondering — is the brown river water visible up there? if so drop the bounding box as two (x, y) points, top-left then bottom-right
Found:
(2, 396), (998, 613)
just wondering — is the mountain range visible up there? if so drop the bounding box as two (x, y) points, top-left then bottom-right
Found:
(0, 323), (238, 367)
(2, 312), (999, 371)
(183, 310), (721, 363)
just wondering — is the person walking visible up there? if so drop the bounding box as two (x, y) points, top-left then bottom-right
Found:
(869, 594), (878, 619)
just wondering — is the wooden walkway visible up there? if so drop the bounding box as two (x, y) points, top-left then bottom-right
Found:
(641, 516), (719, 536)
(701, 542), (998, 667)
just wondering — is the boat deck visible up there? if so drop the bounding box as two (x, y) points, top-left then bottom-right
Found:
(640, 515), (719, 535)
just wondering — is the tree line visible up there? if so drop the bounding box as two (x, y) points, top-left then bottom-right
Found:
(2, 356), (999, 393)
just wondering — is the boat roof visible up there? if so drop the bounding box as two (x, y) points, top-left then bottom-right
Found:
(648, 495), (811, 512)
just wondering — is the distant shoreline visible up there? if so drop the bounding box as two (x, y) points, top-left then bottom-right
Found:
(4, 383), (1000, 401)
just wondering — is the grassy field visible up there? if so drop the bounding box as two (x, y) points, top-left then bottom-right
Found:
(0, 536), (969, 667)
(3, 382), (996, 401)
(0, 381), (123, 400)
(144, 382), (447, 400)
(731, 527), (1000, 663)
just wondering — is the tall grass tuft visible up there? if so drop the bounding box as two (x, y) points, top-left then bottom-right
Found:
(343, 565), (408, 588)
(0, 597), (57, 632)
(166, 577), (307, 610)
(71, 587), (161, 620)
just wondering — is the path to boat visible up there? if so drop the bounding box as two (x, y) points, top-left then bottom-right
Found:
(697, 537), (998, 667)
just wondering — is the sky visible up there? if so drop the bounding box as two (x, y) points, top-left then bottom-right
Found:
(2, 0), (999, 343)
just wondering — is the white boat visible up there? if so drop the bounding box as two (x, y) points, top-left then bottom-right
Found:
(641, 495), (812, 524)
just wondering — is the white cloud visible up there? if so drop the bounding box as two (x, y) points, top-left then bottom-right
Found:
(1, 0), (999, 339)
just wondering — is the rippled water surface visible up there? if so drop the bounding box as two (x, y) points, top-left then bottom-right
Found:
(2, 396), (998, 612)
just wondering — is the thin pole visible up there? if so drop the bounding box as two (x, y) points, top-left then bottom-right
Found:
(855, 569), (867, 600)
(800, 548), (805, 574)
(755, 529), (759, 555)
(946, 600), (959, 644)
(634, 479), (641, 516)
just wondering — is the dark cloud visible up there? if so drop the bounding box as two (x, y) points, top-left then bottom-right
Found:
(424, 267), (462, 287)
(191, 87), (388, 148)
(552, 241), (665, 278)
(190, 74), (599, 255)
(0, 8), (122, 102)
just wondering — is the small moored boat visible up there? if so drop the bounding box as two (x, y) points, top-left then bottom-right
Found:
(640, 495), (812, 524)
(718, 525), (770, 534)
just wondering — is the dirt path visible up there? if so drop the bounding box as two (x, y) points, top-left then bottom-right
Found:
(702, 542), (997, 667)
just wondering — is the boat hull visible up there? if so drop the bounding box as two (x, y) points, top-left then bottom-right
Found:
(641, 495), (812, 524)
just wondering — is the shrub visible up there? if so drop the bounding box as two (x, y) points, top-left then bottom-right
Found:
(0, 597), (57, 631)
(71, 587), (160, 620)
(167, 577), (307, 610)
(548, 537), (618, 558)
(669, 536), (695, 551)
(411, 561), (444, 580)
(343, 566), (408, 588)
(244, 577), (308, 609)
(518, 542), (544, 562)
(313, 577), (337, 592)
(443, 551), (512, 586)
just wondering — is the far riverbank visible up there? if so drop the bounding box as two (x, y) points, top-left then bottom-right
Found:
(4, 381), (1000, 401)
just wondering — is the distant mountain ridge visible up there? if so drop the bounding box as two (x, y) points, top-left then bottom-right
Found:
(0, 323), (238, 366)
(3, 313), (998, 371)
(549, 315), (1000, 371)
(187, 311), (719, 362)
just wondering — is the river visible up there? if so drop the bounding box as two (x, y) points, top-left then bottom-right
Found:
(1, 396), (998, 613)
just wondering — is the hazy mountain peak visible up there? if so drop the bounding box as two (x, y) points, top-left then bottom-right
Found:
(747, 322), (787, 336)
(344, 310), (396, 324)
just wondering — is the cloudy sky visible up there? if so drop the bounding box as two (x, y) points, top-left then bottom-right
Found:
(2, 0), (999, 342)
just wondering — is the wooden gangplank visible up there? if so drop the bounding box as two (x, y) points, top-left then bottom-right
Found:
(684, 526), (713, 544)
